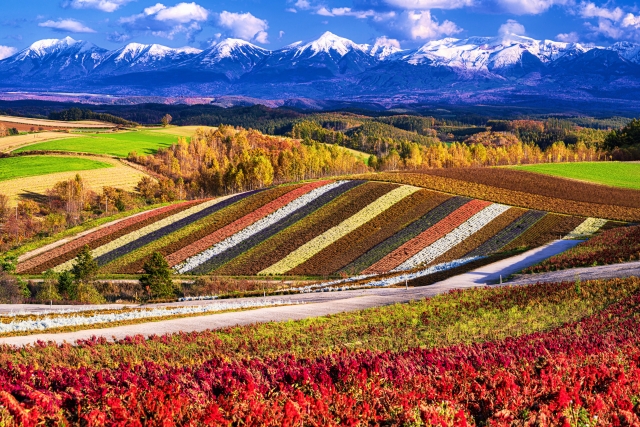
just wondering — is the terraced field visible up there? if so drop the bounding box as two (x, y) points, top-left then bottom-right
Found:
(17, 179), (605, 277)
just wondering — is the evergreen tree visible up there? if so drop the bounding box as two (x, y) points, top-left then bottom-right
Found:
(58, 270), (74, 299)
(140, 252), (175, 298)
(71, 245), (98, 283)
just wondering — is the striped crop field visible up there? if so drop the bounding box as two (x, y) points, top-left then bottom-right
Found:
(17, 180), (611, 277)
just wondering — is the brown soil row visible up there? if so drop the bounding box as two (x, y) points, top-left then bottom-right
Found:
(215, 182), (398, 276)
(349, 173), (640, 222)
(20, 201), (199, 274)
(501, 214), (585, 252)
(289, 189), (451, 277)
(430, 208), (526, 265)
(116, 184), (306, 274)
(421, 168), (640, 209)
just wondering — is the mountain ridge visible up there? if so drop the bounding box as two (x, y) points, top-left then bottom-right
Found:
(1, 31), (640, 108)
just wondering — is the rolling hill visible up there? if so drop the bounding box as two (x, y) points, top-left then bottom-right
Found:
(16, 179), (606, 279)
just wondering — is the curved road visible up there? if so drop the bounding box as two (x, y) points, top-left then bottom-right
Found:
(3, 239), (639, 347)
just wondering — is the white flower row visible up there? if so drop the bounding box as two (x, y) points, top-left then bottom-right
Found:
(563, 217), (607, 240)
(0, 299), (300, 334)
(393, 204), (510, 272)
(175, 181), (349, 274)
(179, 295), (218, 301)
(53, 196), (234, 272)
(259, 185), (419, 275)
(288, 256), (483, 293)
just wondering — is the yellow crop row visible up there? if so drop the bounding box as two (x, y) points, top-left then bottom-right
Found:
(259, 185), (420, 275)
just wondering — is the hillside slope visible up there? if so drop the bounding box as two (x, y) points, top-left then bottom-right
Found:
(17, 179), (604, 277)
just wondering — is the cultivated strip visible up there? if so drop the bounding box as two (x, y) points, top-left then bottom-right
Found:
(501, 214), (584, 251)
(259, 185), (421, 275)
(393, 203), (511, 272)
(183, 181), (364, 274)
(215, 182), (396, 276)
(466, 209), (547, 257)
(563, 217), (608, 240)
(430, 208), (525, 266)
(93, 191), (263, 268)
(52, 196), (238, 272)
(165, 181), (332, 267)
(17, 200), (200, 274)
(288, 190), (452, 277)
(105, 185), (307, 274)
(174, 181), (352, 274)
(342, 196), (471, 274)
(364, 199), (491, 274)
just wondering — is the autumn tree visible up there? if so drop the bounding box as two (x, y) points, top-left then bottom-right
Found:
(161, 114), (173, 127)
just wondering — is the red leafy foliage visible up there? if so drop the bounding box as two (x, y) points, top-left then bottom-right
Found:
(524, 225), (640, 273)
(1, 281), (640, 425)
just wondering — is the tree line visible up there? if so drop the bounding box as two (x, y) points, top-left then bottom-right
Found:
(129, 125), (369, 199)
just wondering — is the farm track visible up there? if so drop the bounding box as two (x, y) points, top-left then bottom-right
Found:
(507, 260), (640, 285)
(0, 239), (597, 347)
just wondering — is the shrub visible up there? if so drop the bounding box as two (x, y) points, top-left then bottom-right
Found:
(0, 272), (27, 303)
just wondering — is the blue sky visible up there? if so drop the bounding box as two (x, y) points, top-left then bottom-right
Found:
(0, 0), (639, 58)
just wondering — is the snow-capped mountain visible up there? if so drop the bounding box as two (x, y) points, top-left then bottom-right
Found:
(248, 31), (378, 82)
(402, 35), (593, 71)
(1, 32), (640, 107)
(0, 37), (107, 79)
(186, 39), (269, 79)
(95, 43), (201, 75)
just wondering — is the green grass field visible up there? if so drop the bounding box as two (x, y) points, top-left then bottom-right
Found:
(0, 156), (112, 181)
(13, 130), (182, 157)
(509, 162), (640, 190)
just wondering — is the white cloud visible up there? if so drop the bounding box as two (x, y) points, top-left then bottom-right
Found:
(579, 2), (623, 21)
(495, 0), (570, 15)
(286, 8), (297, 13)
(373, 36), (401, 48)
(316, 7), (334, 16)
(217, 11), (269, 43)
(63, 0), (134, 12)
(381, 10), (461, 40)
(155, 2), (209, 23)
(556, 31), (579, 42)
(39, 19), (96, 33)
(295, 0), (311, 9)
(0, 46), (17, 60)
(119, 2), (208, 41)
(498, 19), (525, 36)
(381, 0), (474, 10)
(317, 7), (377, 18)
(622, 13), (640, 29)
(578, 2), (640, 41)
(279, 30), (285, 39)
